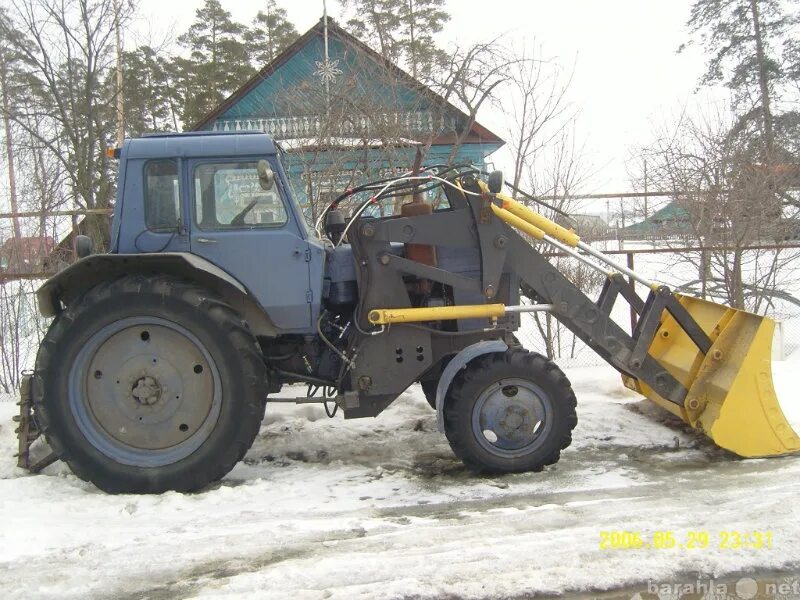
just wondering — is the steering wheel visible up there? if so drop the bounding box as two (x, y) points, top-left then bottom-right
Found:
(230, 199), (259, 226)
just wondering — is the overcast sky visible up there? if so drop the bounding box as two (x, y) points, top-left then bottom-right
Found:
(134, 0), (711, 198)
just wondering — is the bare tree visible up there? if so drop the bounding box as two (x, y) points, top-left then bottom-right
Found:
(430, 40), (519, 164)
(0, 279), (49, 393)
(643, 104), (800, 311)
(503, 44), (574, 197)
(2, 0), (134, 249)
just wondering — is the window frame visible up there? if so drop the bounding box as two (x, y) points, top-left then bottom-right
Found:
(191, 159), (290, 232)
(143, 159), (182, 233)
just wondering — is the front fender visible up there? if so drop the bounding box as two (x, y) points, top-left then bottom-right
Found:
(37, 252), (247, 317)
(434, 339), (508, 432)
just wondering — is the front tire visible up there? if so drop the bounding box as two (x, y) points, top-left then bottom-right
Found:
(421, 377), (441, 410)
(33, 276), (267, 493)
(443, 349), (577, 474)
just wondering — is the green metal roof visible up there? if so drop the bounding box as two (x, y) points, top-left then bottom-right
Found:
(624, 201), (691, 233)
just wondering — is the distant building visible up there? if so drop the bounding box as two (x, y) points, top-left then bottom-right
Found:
(0, 236), (55, 275)
(623, 202), (692, 238)
(193, 18), (505, 216)
(557, 213), (609, 240)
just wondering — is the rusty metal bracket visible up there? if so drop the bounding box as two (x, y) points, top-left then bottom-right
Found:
(13, 375), (57, 473)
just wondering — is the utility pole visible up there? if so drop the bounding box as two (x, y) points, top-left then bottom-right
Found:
(643, 156), (648, 222)
(114, 0), (124, 147)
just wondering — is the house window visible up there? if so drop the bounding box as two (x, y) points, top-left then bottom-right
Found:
(194, 161), (288, 229)
(144, 160), (181, 232)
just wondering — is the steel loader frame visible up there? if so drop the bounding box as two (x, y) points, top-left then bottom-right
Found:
(344, 174), (700, 419)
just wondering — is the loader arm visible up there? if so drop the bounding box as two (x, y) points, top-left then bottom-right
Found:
(502, 230), (688, 406)
(483, 186), (799, 457)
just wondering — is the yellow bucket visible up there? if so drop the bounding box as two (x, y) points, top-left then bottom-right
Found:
(623, 294), (800, 457)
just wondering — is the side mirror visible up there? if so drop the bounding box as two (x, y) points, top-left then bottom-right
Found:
(257, 159), (275, 190)
(75, 235), (94, 258)
(487, 170), (504, 194)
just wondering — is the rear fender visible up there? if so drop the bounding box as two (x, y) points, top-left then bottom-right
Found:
(36, 253), (279, 337)
(434, 339), (508, 432)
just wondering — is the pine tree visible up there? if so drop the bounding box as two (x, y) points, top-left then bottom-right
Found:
(398, 0), (449, 79)
(246, 1), (298, 66)
(117, 46), (180, 134)
(0, 7), (31, 238)
(342, 0), (449, 78)
(684, 0), (798, 157)
(177, 0), (254, 127)
(341, 0), (403, 65)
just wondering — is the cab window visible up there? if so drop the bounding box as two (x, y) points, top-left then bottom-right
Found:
(193, 161), (288, 229)
(144, 160), (180, 232)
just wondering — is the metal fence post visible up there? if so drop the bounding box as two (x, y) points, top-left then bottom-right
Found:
(627, 251), (638, 333)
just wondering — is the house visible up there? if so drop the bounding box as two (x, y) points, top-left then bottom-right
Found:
(623, 202), (693, 238)
(193, 18), (505, 217)
(0, 236), (55, 275)
(556, 213), (609, 240)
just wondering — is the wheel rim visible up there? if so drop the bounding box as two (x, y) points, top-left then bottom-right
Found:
(471, 377), (553, 458)
(68, 316), (222, 467)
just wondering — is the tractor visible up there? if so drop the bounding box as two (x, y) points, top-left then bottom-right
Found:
(15, 131), (800, 493)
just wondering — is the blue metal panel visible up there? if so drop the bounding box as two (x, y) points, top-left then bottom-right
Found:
(115, 132), (321, 333)
(125, 132), (276, 160)
(186, 155), (314, 333)
(115, 157), (189, 254)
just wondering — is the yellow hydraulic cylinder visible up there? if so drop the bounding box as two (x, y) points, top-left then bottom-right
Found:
(498, 194), (580, 247)
(490, 204), (546, 240)
(475, 179), (578, 247)
(368, 304), (506, 325)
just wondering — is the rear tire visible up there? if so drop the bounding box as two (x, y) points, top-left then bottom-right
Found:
(33, 276), (267, 493)
(443, 349), (577, 474)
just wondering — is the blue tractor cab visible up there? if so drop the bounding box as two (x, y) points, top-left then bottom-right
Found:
(110, 131), (325, 333)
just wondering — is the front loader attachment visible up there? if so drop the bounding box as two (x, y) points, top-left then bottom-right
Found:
(482, 182), (800, 459)
(623, 294), (800, 457)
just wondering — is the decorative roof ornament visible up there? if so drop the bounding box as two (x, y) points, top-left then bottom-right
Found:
(314, 58), (342, 84)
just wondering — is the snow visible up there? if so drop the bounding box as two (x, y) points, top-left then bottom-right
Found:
(1, 364), (799, 599)
(3, 242), (800, 597)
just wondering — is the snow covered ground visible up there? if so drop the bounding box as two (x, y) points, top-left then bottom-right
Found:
(2, 243), (800, 598)
(1, 362), (799, 600)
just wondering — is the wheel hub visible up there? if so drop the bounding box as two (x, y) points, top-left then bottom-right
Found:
(500, 406), (529, 436)
(472, 377), (552, 457)
(131, 375), (162, 406)
(69, 317), (221, 467)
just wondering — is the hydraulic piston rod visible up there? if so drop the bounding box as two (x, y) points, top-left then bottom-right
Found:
(494, 191), (655, 288)
(367, 303), (554, 325)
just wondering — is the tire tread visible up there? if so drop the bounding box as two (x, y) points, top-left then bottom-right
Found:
(443, 348), (577, 474)
(33, 275), (267, 493)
